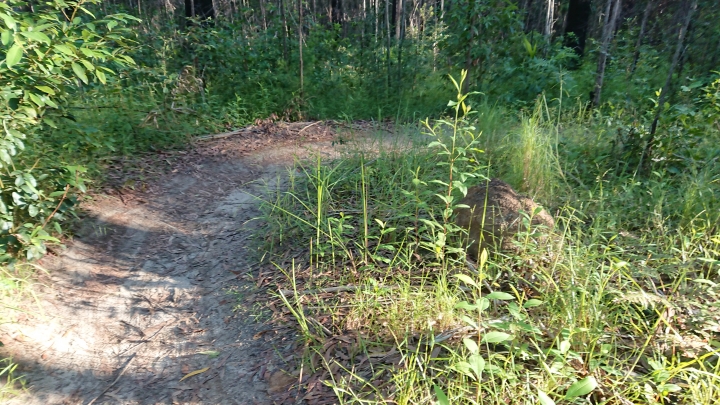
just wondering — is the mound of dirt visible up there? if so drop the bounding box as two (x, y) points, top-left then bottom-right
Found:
(455, 178), (555, 260)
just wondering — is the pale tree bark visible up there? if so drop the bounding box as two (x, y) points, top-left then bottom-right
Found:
(299, 0), (304, 98)
(397, 0), (406, 82)
(259, 0), (267, 30)
(395, 0), (403, 39)
(630, 0), (654, 76)
(544, 0), (554, 41)
(375, 0), (379, 40)
(280, 0), (289, 62)
(386, 0), (391, 91)
(641, 0), (698, 171)
(592, 0), (621, 107)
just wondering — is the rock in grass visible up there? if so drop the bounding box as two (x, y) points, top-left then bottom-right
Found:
(455, 178), (555, 260)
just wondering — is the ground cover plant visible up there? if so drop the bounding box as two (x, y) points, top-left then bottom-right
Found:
(1, 0), (720, 402)
(259, 74), (720, 403)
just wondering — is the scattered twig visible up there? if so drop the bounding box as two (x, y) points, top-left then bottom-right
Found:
(195, 129), (250, 141)
(298, 121), (321, 135)
(41, 184), (70, 230)
(86, 353), (137, 405)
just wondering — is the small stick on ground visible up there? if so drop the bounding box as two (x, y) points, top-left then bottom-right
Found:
(298, 121), (322, 135)
(86, 353), (137, 405)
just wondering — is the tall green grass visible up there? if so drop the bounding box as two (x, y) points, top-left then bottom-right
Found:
(258, 75), (720, 404)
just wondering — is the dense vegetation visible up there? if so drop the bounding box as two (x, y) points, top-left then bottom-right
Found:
(1, 0), (719, 402)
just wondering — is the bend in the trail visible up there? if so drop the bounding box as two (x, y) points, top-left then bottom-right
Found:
(0, 125), (413, 405)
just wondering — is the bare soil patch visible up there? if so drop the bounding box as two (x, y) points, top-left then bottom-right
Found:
(0, 122), (411, 405)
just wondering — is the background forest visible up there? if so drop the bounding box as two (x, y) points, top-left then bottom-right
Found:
(1, 0), (720, 403)
(1, 0), (719, 259)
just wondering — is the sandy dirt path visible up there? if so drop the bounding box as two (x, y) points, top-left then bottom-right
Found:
(0, 125), (399, 405)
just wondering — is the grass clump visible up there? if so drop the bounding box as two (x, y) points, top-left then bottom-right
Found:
(258, 72), (720, 404)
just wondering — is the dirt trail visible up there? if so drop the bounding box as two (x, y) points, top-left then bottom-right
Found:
(0, 126), (408, 405)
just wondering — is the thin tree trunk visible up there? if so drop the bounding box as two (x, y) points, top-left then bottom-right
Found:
(395, 0), (402, 38)
(544, 0), (554, 41)
(397, 0), (406, 84)
(630, 0), (654, 76)
(280, 0), (289, 62)
(299, 0), (304, 99)
(374, 0), (378, 41)
(592, 0), (621, 107)
(362, 0), (366, 46)
(260, 0), (267, 30)
(386, 0), (392, 92)
(642, 0), (698, 171)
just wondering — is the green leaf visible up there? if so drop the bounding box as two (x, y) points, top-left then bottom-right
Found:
(0, 149), (11, 164)
(80, 59), (95, 71)
(0, 199), (6, 214)
(5, 44), (22, 68)
(0, 12), (16, 30)
(454, 361), (473, 378)
(485, 291), (514, 300)
(1, 29), (11, 46)
(454, 273), (478, 288)
(468, 354), (485, 378)
(35, 86), (56, 95)
(459, 315), (478, 328)
(28, 92), (44, 107)
(463, 338), (479, 354)
(53, 44), (75, 56)
(21, 31), (51, 44)
(523, 299), (543, 308)
(23, 174), (36, 188)
(28, 205), (39, 217)
(434, 385), (450, 405)
(107, 20), (118, 30)
(95, 69), (106, 84)
(565, 376), (597, 399)
(481, 331), (512, 344)
(537, 389), (556, 405)
(71, 62), (88, 84)
(455, 301), (478, 311)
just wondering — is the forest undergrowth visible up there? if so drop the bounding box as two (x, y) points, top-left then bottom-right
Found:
(258, 74), (720, 404)
(2, 0), (720, 402)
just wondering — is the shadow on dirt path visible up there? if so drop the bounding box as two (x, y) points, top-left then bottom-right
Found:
(0, 126), (416, 405)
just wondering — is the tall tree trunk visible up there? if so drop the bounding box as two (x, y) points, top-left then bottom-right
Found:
(375, 0), (379, 41)
(280, 0), (289, 62)
(544, 0), (554, 41)
(397, 0), (406, 83)
(630, 0), (654, 76)
(592, 0), (621, 107)
(386, 0), (392, 92)
(642, 0), (698, 172)
(299, 0), (304, 99)
(395, 0), (402, 38)
(259, 0), (268, 30)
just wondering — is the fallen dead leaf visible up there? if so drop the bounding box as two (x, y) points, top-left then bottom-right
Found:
(179, 366), (210, 382)
(267, 370), (296, 394)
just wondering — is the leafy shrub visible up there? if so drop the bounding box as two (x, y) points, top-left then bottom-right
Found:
(0, 0), (137, 260)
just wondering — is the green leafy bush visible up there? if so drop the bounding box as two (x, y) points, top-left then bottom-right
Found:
(0, 0), (137, 260)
